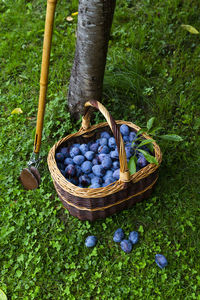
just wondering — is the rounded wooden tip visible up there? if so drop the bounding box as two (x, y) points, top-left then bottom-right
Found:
(20, 168), (39, 190)
(30, 166), (41, 185)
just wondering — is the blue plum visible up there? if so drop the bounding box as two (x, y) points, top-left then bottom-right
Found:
(81, 161), (93, 174)
(98, 145), (110, 154)
(128, 231), (139, 245)
(155, 254), (168, 269)
(65, 164), (76, 177)
(110, 149), (119, 160)
(60, 147), (69, 157)
(120, 239), (133, 253)
(99, 137), (108, 146)
(102, 157), (112, 170)
(108, 137), (116, 149)
(113, 161), (120, 170)
(92, 165), (105, 177)
(79, 144), (89, 155)
(85, 236), (98, 247)
(90, 183), (101, 188)
(113, 169), (120, 180)
(85, 151), (95, 161)
(113, 228), (125, 243)
(89, 142), (99, 153)
(91, 176), (103, 185)
(70, 146), (80, 158)
(64, 157), (74, 166)
(137, 155), (148, 168)
(100, 131), (111, 139)
(129, 131), (137, 142)
(73, 155), (85, 165)
(79, 174), (91, 187)
(120, 124), (130, 136)
(55, 152), (64, 162)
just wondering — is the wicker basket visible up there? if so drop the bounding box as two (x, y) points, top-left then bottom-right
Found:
(47, 100), (162, 221)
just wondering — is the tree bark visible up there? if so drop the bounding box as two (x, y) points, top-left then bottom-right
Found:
(68, 0), (116, 120)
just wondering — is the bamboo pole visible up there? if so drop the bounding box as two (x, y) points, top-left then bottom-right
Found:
(34, 0), (57, 153)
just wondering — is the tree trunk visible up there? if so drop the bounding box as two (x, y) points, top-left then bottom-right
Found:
(68, 0), (116, 120)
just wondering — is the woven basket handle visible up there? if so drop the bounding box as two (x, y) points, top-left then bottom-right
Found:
(81, 100), (130, 182)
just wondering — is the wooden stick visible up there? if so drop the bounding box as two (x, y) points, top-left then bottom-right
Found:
(34, 0), (57, 154)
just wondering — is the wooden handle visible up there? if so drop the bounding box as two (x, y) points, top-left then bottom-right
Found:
(34, 0), (57, 153)
(82, 100), (130, 182)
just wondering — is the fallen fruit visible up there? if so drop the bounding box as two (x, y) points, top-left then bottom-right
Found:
(85, 236), (98, 248)
(155, 254), (168, 269)
(113, 228), (124, 243)
(120, 239), (133, 253)
(128, 231), (139, 245)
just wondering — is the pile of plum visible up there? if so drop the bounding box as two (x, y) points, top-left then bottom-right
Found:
(55, 124), (150, 188)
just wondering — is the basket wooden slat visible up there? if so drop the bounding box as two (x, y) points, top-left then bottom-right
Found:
(47, 100), (162, 221)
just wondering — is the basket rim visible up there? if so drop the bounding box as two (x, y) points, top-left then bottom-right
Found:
(47, 120), (162, 198)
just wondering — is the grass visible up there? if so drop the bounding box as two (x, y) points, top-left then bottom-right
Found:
(0, 0), (200, 299)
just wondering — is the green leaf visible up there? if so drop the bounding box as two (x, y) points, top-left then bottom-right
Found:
(0, 289), (7, 300)
(138, 149), (159, 165)
(128, 156), (136, 175)
(159, 134), (183, 142)
(137, 139), (155, 148)
(181, 24), (199, 34)
(147, 117), (155, 131)
(136, 129), (145, 136)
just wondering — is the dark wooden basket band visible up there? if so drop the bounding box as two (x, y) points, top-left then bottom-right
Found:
(56, 176), (158, 212)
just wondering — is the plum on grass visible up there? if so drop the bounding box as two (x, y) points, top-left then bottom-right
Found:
(81, 161), (93, 174)
(113, 228), (124, 243)
(129, 231), (139, 244)
(120, 239), (133, 253)
(155, 254), (168, 269)
(85, 236), (98, 247)
(92, 165), (106, 177)
(120, 124), (130, 136)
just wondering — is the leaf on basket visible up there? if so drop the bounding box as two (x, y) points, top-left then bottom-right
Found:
(138, 149), (158, 165)
(159, 134), (183, 142)
(147, 117), (155, 131)
(128, 156), (137, 175)
(137, 139), (155, 148)
(181, 24), (199, 34)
